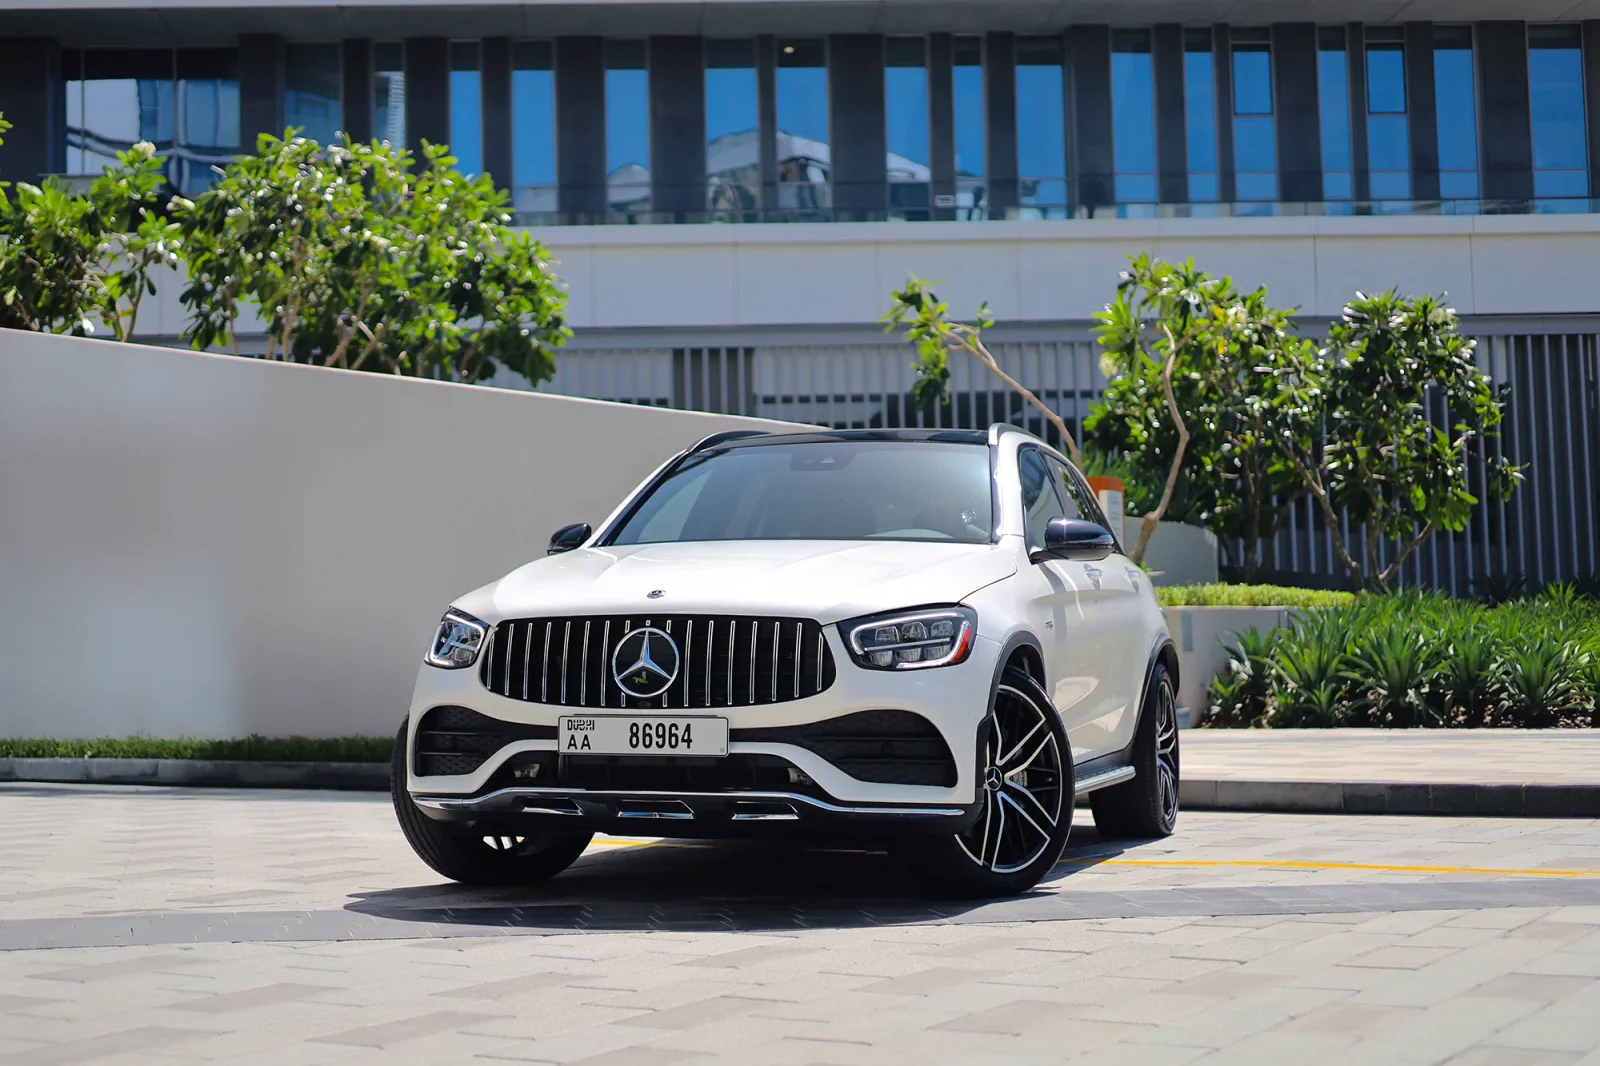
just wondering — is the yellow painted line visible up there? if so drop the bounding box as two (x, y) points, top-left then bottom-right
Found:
(1061, 858), (1600, 878)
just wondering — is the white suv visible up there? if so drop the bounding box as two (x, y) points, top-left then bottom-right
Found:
(393, 424), (1180, 898)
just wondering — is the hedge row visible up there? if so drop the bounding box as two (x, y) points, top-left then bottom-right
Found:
(0, 736), (393, 762)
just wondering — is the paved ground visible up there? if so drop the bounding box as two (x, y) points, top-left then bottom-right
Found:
(1182, 730), (1600, 786)
(3, 784), (1600, 1065)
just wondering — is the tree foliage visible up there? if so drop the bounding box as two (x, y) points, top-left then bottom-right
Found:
(175, 132), (568, 383)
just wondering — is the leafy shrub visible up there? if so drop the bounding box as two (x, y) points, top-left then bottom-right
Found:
(0, 736), (392, 761)
(1159, 584), (1355, 609)
(1201, 586), (1600, 729)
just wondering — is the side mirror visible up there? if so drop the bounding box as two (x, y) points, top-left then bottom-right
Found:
(547, 522), (592, 555)
(1037, 518), (1115, 562)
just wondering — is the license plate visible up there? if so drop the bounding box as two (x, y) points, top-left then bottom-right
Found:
(558, 715), (729, 757)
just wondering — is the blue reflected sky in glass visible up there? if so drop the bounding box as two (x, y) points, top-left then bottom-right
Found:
(1184, 45), (1217, 201)
(606, 73), (649, 178)
(777, 44), (828, 144)
(1016, 39), (1066, 212)
(1232, 47), (1276, 200)
(373, 43), (404, 147)
(511, 45), (555, 191)
(1530, 39), (1588, 199)
(450, 72), (482, 177)
(1366, 45), (1409, 199)
(284, 44), (340, 145)
(707, 40), (758, 216)
(1434, 41), (1478, 199)
(953, 39), (983, 178)
(1112, 36), (1156, 203)
(1318, 45), (1352, 198)
(706, 69), (756, 144)
(885, 46), (928, 177)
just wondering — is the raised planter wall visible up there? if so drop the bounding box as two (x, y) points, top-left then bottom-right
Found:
(1164, 606), (1293, 726)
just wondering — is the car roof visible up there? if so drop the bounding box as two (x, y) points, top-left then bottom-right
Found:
(695, 428), (992, 451)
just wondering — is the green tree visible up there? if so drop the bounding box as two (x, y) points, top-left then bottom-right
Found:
(176, 131), (568, 383)
(1266, 291), (1521, 589)
(884, 277), (1082, 464)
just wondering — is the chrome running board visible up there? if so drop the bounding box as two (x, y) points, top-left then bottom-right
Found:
(412, 786), (966, 819)
(1073, 765), (1137, 796)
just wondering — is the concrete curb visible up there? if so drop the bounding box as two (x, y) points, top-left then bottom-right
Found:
(1180, 779), (1600, 817)
(0, 758), (389, 791)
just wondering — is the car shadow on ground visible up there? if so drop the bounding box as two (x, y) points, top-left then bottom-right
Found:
(344, 822), (1158, 933)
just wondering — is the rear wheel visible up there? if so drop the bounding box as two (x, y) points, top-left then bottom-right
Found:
(904, 667), (1073, 898)
(390, 720), (593, 886)
(1089, 663), (1179, 839)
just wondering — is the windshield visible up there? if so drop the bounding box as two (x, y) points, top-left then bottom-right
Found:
(609, 441), (994, 545)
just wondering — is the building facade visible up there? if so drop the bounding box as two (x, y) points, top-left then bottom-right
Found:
(1, 0), (1598, 590)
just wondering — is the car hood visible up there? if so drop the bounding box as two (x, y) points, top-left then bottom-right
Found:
(456, 540), (1018, 625)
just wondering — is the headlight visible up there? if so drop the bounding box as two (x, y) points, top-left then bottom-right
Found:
(425, 609), (488, 669)
(839, 605), (977, 671)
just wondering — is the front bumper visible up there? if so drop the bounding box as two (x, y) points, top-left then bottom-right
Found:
(404, 628), (1004, 810)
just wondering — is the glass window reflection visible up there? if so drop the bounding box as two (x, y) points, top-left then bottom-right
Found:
(1184, 29), (1218, 204)
(1016, 36), (1066, 219)
(706, 39), (758, 221)
(1231, 35), (1277, 204)
(374, 42), (405, 147)
(1317, 28), (1352, 204)
(953, 36), (985, 220)
(1112, 29), (1157, 210)
(1433, 26), (1479, 206)
(450, 41), (481, 178)
(1366, 38), (1410, 201)
(1529, 25), (1589, 207)
(885, 37), (929, 221)
(776, 38), (829, 219)
(285, 44), (340, 146)
(512, 41), (556, 221)
(606, 39), (650, 221)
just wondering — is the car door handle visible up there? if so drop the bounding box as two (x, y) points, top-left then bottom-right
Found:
(1083, 565), (1103, 588)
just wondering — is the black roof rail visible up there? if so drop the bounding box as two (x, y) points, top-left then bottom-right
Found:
(689, 429), (770, 453)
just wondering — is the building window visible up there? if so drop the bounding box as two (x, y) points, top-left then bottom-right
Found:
(1366, 28), (1410, 203)
(1529, 24), (1589, 208)
(705, 39), (758, 222)
(606, 39), (650, 222)
(1434, 26), (1479, 206)
(776, 38), (828, 220)
(450, 41), (481, 178)
(885, 37), (930, 221)
(1317, 28), (1352, 203)
(374, 42), (404, 147)
(1016, 35), (1066, 219)
(1111, 29), (1157, 212)
(64, 49), (239, 195)
(284, 44), (340, 146)
(511, 41), (555, 220)
(1183, 29), (1218, 204)
(1231, 30), (1277, 205)
(953, 35), (985, 220)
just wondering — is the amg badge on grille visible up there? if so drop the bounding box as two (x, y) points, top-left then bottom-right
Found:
(611, 627), (681, 698)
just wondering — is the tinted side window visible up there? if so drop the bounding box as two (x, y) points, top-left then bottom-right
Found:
(1044, 457), (1087, 522)
(1018, 448), (1067, 549)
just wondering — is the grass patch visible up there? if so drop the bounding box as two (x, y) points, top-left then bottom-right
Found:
(1158, 584), (1356, 609)
(0, 736), (393, 762)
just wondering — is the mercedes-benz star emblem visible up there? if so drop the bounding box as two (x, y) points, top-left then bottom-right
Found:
(611, 626), (681, 699)
(647, 589), (665, 599)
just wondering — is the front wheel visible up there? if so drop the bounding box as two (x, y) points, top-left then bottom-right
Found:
(904, 667), (1074, 899)
(390, 720), (593, 886)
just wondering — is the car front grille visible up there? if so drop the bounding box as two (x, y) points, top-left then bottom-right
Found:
(413, 705), (555, 778)
(739, 710), (958, 787)
(479, 614), (837, 709)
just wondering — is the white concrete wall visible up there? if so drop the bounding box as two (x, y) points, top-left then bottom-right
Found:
(128, 215), (1600, 343)
(0, 331), (803, 740)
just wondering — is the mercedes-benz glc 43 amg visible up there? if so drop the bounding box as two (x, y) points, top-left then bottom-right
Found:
(393, 424), (1180, 897)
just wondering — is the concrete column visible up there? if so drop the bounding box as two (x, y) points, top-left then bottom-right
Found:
(238, 34), (284, 149)
(1346, 24), (1370, 202)
(1478, 21), (1532, 202)
(1405, 22), (1439, 202)
(1212, 25), (1235, 203)
(929, 33), (956, 221)
(481, 37), (512, 193)
(1272, 23), (1321, 203)
(649, 36), (705, 221)
(341, 40), (373, 143)
(985, 32), (1018, 215)
(828, 34), (886, 221)
(1067, 25), (1112, 213)
(404, 37), (449, 162)
(556, 37), (605, 220)
(1153, 24), (1188, 204)
(757, 35), (778, 214)
(0, 38), (62, 182)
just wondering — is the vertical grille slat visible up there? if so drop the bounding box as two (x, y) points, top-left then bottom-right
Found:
(482, 614), (835, 710)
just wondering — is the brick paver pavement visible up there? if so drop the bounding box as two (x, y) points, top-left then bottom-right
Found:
(1, 783), (1598, 1065)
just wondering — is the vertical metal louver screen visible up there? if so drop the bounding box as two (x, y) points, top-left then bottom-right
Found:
(479, 615), (836, 709)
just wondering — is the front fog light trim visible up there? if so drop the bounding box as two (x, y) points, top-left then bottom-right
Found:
(426, 609), (489, 669)
(840, 606), (977, 671)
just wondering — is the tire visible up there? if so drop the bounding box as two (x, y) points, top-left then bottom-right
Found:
(1089, 662), (1180, 839)
(903, 667), (1074, 899)
(390, 720), (593, 886)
